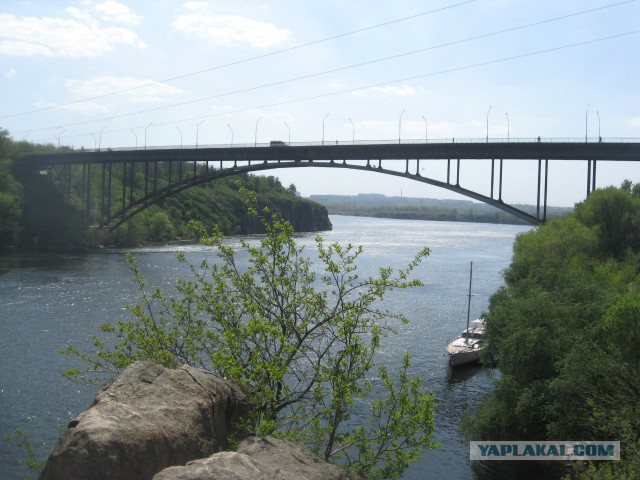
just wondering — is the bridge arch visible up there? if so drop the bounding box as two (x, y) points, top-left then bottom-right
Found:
(105, 159), (539, 229)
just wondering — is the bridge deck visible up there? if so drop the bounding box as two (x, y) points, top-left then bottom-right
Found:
(21, 142), (640, 166)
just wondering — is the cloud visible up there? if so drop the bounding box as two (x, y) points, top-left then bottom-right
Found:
(0, 5), (145, 58)
(93, 1), (142, 25)
(35, 99), (113, 116)
(370, 85), (415, 96)
(65, 76), (183, 103)
(173, 2), (290, 48)
(4, 67), (16, 78)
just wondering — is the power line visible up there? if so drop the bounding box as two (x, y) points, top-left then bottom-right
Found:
(16, 0), (635, 135)
(0, 0), (476, 120)
(38, 30), (639, 143)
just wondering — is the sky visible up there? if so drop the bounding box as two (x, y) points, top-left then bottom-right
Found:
(1, 0), (639, 207)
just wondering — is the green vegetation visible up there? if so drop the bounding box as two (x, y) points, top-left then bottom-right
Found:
(62, 189), (438, 479)
(4, 429), (48, 480)
(311, 194), (573, 225)
(462, 182), (640, 479)
(0, 128), (330, 249)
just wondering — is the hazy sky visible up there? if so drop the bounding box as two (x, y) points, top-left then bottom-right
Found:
(1, 0), (639, 206)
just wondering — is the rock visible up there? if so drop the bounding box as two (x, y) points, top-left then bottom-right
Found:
(153, 436), (355, 480)
(39, 362), (248, 480)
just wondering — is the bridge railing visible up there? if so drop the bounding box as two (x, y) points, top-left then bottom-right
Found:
(66, 137), (640, 153)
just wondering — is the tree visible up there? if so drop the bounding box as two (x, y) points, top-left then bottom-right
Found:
(575, 185), (640, 258)
(62, 187), (437, 479)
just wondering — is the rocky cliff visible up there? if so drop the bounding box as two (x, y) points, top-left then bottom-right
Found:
(39, 362), (354, 480)
(39, 362), (248, 480)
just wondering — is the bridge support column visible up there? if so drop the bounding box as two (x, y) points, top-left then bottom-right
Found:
(490, 159), (495, 199)
(544, 159), (549, 222)
(101, 162), (106, 220)
(498, 159), (503, 202)
(122, 161), (127, 217)
(107, 162), (112, 221)
(85, 163), (91, 221)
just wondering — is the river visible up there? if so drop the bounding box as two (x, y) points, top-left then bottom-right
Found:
(0, 215), (532, 479)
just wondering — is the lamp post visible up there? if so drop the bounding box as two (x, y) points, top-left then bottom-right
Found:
(144, 122), (152, 150)
(505, 112), (510, 142)
(422, 115), (428, 142)
(196, 120), (204, 149)
(254, 116), (262, 147)
(56, 129), (65, 148)
(130, 129), (137, 148)
(176, 127), (183, 149)
(399, 109), (405, 144)
(349, 118), (355, 145)
(227, 124), (233, 147)
(486, 105), (491, 143)
(91, 133), (98, 150)
(585, 104), (589, 143)
(284, 122), (290, 144)
(322, 113), (330, 145)
(98, 125), (107, 151)
(597, 110), (601, 142)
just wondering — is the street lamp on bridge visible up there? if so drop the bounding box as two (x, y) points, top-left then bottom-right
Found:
(227, 124), (234, 147)
(399, 109), (405, 144)
(176, 127), (183, 149)
(196, 120), (204, 149)
(144, 123), (152, 150)
(284, 122), (290, 144)
(597, 110), (601, 142)
(99, 125), (107, 151)
(56, 129), (65, 149)
(130, 129), (137, 148)
(486, 106), (491, 143)
(422, 115), (428, 143)
(349, 118), (355, 145)
(255, 116), (262, 147)
(506, 112), (510, 142)
(322, 113), (330, 145)
(585, 104), (590, 143)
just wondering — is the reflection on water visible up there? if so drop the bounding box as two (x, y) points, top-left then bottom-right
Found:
(446, 363), (486, 384)
(0, 216), (540, 479)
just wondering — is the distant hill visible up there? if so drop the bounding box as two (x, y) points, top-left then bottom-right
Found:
(309, 194), (573, 225)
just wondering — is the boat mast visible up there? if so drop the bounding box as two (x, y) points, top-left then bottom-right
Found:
(466, 261), (473, 339)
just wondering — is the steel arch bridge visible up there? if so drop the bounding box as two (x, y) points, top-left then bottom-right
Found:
(21, 141), (640, 229)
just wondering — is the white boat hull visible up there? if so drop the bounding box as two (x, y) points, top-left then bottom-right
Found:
(447, 348), (482, 367)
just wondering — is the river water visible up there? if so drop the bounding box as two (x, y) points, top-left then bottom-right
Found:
(0, 215), (532, 479)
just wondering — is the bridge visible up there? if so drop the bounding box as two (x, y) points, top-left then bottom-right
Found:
(20, 140), (640, 229)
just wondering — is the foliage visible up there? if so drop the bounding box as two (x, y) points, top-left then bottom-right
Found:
(0, 129), (330, 248)
(62, 188), (437, 478)
(4, 428), (48, 480)
(462, 181), (640, 478)
(574, 186), (640, 258)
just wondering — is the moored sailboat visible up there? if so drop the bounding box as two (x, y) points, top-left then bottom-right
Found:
(446, 262), (486, 367)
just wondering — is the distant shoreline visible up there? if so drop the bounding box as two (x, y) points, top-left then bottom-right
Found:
(310, 194), (573, 226)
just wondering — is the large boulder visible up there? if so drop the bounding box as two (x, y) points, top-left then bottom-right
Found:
(153, 436), (354, 480)
(39, 362), (248, 480)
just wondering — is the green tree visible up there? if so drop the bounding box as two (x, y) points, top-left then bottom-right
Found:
(464, 184), (640, 479)
(62, 188), (437, 479)
(575, 185), (640, 258)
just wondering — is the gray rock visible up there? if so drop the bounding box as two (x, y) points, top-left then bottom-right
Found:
(153, 436), (354, 480)
(39, 362), (248, 480)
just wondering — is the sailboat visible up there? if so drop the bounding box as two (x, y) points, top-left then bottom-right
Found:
(446, 262), (486, 367)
